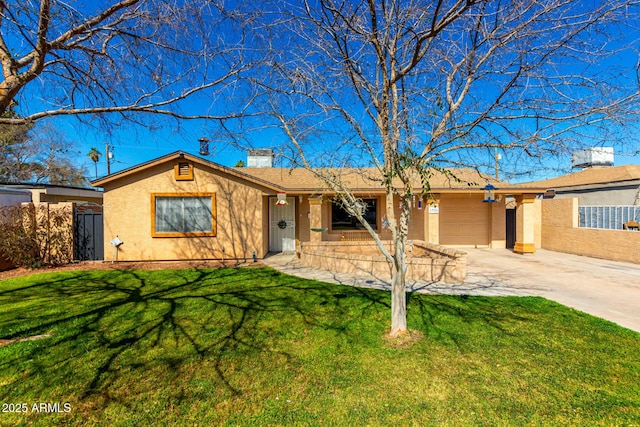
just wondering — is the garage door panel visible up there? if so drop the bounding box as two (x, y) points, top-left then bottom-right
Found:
(440, 195), (490, 246)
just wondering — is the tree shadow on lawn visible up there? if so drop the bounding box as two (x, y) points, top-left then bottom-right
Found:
(0, 266), (395, 406)
(406, 290), (545, 353)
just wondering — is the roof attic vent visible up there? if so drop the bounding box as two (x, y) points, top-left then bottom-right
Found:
(247, 149), (274, 168)
(571, 147), (614, 169)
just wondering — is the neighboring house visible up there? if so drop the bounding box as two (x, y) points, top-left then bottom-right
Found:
(0, 184), (105, 270)
(92, 151), (543, 262)
(0, 187), (31, 207)
(0, 182), (103, 205)
(532, 165), (640, 206)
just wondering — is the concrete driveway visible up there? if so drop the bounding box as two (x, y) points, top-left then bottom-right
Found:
(464, 249), (640, 333)
(263, 249), (640, 333)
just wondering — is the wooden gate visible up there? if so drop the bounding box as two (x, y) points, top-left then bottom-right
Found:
(74, 204), (104, 261)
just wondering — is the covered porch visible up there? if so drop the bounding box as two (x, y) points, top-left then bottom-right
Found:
(289, 189), (541, 254)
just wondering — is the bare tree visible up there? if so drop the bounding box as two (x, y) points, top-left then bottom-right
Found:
(0, 0), (258, 126)
(0, 116), (85, 185)
(260, 0), (640, 336)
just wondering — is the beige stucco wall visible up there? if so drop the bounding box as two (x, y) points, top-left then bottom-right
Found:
(102, 160), (268, 261)
(490, 199), (507, 249)
(296, 196), (311, 243)
(541, 198), (640, 264)
(439, 194), (495, 247)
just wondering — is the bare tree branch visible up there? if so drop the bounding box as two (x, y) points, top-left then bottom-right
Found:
(259, 0), (640, 335)
(0, 0), (259, 125)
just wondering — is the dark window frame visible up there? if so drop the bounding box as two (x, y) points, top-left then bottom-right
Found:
(330, 197), (379, 231)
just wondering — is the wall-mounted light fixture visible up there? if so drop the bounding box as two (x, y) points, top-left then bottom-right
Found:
(276, 192), (288, 205)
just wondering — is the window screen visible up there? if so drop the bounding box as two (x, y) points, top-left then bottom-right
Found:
(154, 196), (213, 234)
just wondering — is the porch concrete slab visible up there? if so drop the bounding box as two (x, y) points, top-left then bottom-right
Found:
(262, 249), (640, 333)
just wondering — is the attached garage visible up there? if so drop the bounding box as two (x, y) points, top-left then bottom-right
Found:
(439, 194), (491, 247)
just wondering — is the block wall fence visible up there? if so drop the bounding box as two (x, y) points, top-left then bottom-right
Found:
(541, 198), (640, 264)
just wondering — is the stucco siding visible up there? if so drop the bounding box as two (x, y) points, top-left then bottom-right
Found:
(102, 160), (266, 261)
(490, 199), (507, 249)
(439, 194), (491, 247)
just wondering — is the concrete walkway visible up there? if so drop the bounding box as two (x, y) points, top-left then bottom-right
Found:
(262, 249), (640, 333)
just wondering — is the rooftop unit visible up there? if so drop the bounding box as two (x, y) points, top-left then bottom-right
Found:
(247, 149), (274, 168)
(571, 147), (614, 169)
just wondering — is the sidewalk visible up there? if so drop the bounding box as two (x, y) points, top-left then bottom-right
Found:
(262, 249), (640, 333)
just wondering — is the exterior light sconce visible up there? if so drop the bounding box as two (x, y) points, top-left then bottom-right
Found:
(483, 183), (497, 203)
(276, 192), (288, 206)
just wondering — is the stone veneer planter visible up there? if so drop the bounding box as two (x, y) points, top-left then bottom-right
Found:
(299, 240), (466, 283)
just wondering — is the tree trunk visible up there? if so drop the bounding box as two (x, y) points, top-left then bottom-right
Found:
(389, 199), (409, 336)
(390, 247), (407, 336)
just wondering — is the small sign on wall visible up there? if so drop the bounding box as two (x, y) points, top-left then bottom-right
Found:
(428, 206), (439, 214)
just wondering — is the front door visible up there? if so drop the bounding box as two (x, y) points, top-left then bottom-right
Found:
(269, 197), (296, 252)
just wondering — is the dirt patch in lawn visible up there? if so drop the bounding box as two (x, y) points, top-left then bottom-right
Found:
(0, 259), (265, 281)
(0, 334), (53, 347)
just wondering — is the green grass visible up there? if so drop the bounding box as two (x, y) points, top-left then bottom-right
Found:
(0, 267), (638, 426)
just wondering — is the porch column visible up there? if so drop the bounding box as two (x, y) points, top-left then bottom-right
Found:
(514, 194), (537, 254)
(425, 195), (440, 244)
(309, 196), (323, 243)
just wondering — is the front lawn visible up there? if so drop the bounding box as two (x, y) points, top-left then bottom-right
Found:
(0, 267), (638, 426)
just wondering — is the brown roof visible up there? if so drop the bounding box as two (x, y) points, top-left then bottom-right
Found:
(241, 167), (508, 192)
(528, 165), (640, 189)
(92, 151), (542, 194)
(92, 151), (285, 192)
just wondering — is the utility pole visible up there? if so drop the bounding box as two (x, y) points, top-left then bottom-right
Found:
(105, 143), (111, 175)
(495, 148), (501, 180)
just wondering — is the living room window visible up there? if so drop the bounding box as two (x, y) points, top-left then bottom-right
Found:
(331, 198), (378, 230)
(151, 193), (216, 237)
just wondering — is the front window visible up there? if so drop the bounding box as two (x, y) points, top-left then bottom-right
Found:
(331, 198), (377, 230)
(152, 194), (216, 237)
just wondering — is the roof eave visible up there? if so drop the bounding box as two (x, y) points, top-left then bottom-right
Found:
(92, 151), (285, 192)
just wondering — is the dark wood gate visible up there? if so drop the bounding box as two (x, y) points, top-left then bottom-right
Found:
(74, 204), (104, 261)
(506, 208), (516, 249)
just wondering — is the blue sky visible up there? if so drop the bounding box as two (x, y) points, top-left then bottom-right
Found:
(10, 1), (640, 184)
(60, 102), (640, 184)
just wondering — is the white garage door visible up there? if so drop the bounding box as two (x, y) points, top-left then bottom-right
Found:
(439, 194), (490, 246)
